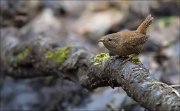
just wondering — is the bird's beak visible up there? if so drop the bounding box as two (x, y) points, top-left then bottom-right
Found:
(98, 39), (104, 42)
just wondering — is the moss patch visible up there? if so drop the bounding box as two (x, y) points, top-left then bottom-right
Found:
(131, 57), (141, 65)
(127, 55), (141, 65)
(45, 46), (70, 65)
(17, 48), (29, 61)
(158, 16), (175, 27)
(93, 53), (110, 65)
(164, 40), (175, 48)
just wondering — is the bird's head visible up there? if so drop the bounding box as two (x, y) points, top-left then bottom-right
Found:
(98, 33), (118, 48)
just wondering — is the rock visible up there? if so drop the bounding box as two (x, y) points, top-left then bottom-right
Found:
(73, 8), (126, 41)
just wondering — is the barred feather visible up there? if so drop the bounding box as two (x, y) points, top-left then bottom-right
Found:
(137, 14), (153, 34)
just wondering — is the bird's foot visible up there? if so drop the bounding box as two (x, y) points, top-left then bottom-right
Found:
(118, 56), (130, 66)
(114, 55), (122, 59)
(120, 55), (141, 65)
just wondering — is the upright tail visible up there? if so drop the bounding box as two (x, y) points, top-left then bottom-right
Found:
(137, 14), (154, 34)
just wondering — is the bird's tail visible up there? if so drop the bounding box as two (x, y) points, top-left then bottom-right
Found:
(137, 14), (154, 34)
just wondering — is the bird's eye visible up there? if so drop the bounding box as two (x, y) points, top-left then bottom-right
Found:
(108, 38), (112, 41)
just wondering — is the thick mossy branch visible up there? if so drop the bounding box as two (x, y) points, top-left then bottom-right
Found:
(2, 39), (180, 111)
(45, 46), (70, 65)
(84, 57), (180, 111)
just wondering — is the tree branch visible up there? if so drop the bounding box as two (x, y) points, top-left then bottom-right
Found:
(1, 38), (180, 111)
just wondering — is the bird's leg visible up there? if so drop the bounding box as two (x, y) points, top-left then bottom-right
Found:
(108, 51), (123, 63)
(120, 54), (137, 65)
(109, 51), (115, 56)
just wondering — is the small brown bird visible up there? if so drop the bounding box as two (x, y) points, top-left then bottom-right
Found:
(98, 15), (153, 57)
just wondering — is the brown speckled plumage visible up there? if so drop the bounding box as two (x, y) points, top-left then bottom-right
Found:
(99, 14), (153, 56)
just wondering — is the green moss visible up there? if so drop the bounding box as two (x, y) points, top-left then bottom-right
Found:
(158, 16), (175, 26)
(45, 46), (70, 65)
(164, 40), (175, 48)
(93, 53), (110, 65)
(127, 55), (141, 65)
(17, 48), (29, 61)
(131, 57), (141, 65)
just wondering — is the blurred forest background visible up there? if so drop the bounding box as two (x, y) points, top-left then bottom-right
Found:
(0, 0), (180, 111)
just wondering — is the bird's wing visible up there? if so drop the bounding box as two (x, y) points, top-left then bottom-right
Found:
(123, 34), (148, 47)
(121, 34), (148, 54)
(122, 34), (148, 53)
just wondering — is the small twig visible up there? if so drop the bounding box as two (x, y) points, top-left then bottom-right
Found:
(170, 84), (180, 88)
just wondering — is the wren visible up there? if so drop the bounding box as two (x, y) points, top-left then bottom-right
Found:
(98, 14), (153, 57)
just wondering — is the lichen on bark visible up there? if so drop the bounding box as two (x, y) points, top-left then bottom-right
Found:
(17, 47), (30, 61)
(45, 46), (70, 65)
(93, 53), (110, 65)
